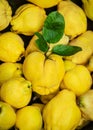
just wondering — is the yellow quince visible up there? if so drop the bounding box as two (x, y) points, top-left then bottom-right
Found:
(82, 0), (93, 21)
(26, 0), (61, 8)
(57, 0), (87, 39)
(0, 0), (12, 31)
(15, 105), (43, 130)
(65, 31), (93, 64)
(0, 62), (23, 86)
(0, 32), (25, 62)
(0, 77), (32, 108)
(10, 4), (46, 36)
(61, 65), (92, 96)
(43, 89), (81, 130)
(23, 51), (65, 95)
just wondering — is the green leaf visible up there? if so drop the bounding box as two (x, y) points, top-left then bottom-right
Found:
(52, 44), (82, 56)
(35, 32), (49, 52)
(42, 11), (65, 43)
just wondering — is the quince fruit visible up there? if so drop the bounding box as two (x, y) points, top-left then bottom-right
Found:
(65, 31), (93, 64)
(61, 65), (92, 96)
(23, 51), (65, 95)
(0, 0), (12, 31)
(0, 77), (32, 108)
(0, 101), (16, 130)
(57, 0), (87, 39)
(15, 105), (42, 130)
(78, 89), (93, 121)
(0, 32), (25, 62)
(0, 62), (23, 86)
(10, 4), (46, 36)
(82, 0), (93, 21)
(43, 89), (81, 130)
(26, 0), (61, 8)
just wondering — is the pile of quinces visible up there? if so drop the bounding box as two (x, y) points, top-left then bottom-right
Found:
(0, 0), (93, 130)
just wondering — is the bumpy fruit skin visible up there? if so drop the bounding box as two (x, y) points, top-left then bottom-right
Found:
(10, 4), (46, 36)
(15, 106), (43, 130)
(0, 32), (25, 62)
(65, 31), (93, 65)
(62, 65), (92, 96)
(0, 0), (12, 31)
(23, 51), (65, 95)
(57, 0), (87, 39)
(0, 101), (16, 130)
(0, 62), (23, 86)
(26, 0), (61, 8)
(82, 0), (93, 21)
(0, 77), (32, 108)
(43, 89), (81, 130)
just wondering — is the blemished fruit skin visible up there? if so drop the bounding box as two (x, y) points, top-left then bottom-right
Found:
(23, 51), (65, 95)
(0, 101), (16, 130)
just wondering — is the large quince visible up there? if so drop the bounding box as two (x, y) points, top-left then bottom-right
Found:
(61, 65), (92, 96)
(43, 89), (81, 130)
(0, 77), (32, 108)
(10, 4), (46, 36)
(15, 105), (43, 130)
(0, 32), (25, 62)
(57, 0), (87, 39)
(23, 51), (65, 95)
